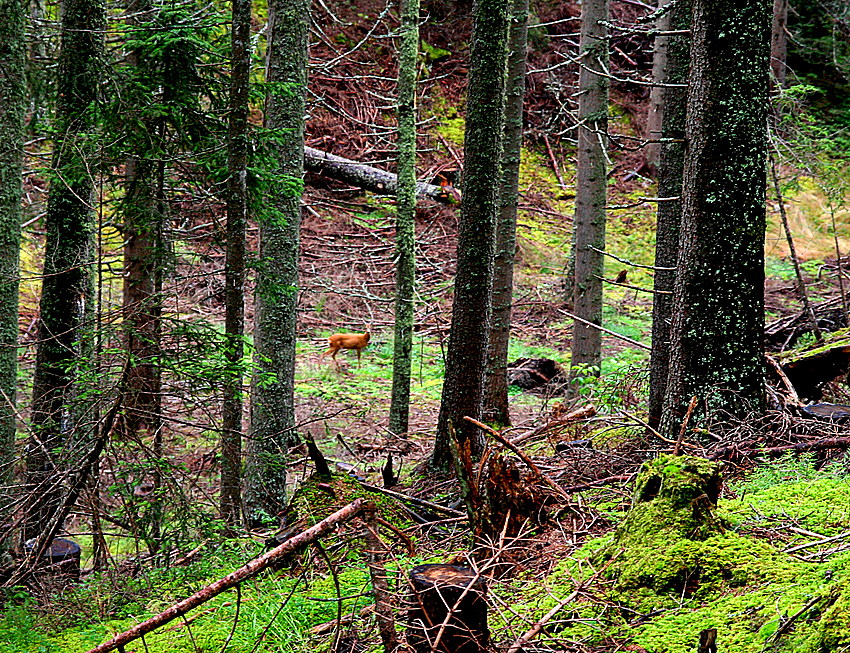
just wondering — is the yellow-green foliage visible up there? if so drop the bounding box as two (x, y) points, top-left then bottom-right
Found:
(765, 176), (850, 262)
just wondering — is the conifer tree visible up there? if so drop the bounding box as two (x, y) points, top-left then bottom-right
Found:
(27, 0), (105, 539)
(0, 0), (26, 543)
(245, 0), (309, 524)
(388, 0), (420, 436)
(432, 0), (510, 469)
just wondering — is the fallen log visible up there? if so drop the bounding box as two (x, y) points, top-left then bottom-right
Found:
(304, 146), (458, 205)
(84, 499), (368, 653)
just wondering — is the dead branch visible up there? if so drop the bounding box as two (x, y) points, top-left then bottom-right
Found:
(305, 146), (457, 205)
(464, 417), (572, 501)
(84, 499), (369, 653)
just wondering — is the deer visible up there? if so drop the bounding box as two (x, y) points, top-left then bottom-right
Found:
(322, 329), (370, 370)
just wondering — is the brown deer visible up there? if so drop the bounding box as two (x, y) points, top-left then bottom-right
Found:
(322, 330), (370, 370)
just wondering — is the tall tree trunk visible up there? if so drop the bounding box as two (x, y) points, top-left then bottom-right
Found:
(770, 0), (789, 87)
(245, 0), (309, 525)
(660, 0), (771, 437)
(432, 0), (510, 470)
(647, 0), (690, 429)
(482, 0), (529, 427)
(644, 0), (671, 173)
(122, 0), (163, 448)
(569, 0), (609, 384)
(26, 0), (104, 541)
(388, 0), (419, 437)
(121, 0), (166, 550)
(221, 0), (251, 527)
(0, 0), (26, 544)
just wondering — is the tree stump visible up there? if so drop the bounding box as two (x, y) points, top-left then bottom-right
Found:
(406, 564), (489, 653)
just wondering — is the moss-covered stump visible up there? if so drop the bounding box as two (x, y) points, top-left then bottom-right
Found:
(596, 455), (725, 594)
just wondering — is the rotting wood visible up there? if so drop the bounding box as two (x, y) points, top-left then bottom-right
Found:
(697, 628), (717, 653)
(83, 499), (368, 653)
(464, 416), (572, 501)
(305, 146), (457, 205)
(406, 564), (489, 653)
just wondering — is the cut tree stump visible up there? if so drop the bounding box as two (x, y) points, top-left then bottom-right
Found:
(406, 564), (489, 653)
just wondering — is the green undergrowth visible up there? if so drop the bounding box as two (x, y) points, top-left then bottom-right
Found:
(501, 454), (850, 652)
(0, 529), (444, 653)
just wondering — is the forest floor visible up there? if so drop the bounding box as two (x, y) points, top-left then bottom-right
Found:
(6, 0), (850, 651)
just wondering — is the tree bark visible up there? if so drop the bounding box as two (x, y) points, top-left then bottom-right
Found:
(0, 0), (26, 548)
(388, 0), (419, 436)
(432, 0), (510, 470)
(406, 564), (489, 653)
(245, 0), (309, 525)
(647, 0), (690, 429)
(644, 0), (671, 173)
(660, 0), (771, 437)
(568, 0), (609, 384)
(770, 0), (789, 88)
(221, 0), (251, 527)
(27, 0), (104, 541)
(482, 0), (529, 427)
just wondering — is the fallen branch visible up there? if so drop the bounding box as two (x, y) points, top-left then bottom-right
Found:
(357, 481), (466, 517)
(305, 146), (457, 205)
(84, 499), (369, 653)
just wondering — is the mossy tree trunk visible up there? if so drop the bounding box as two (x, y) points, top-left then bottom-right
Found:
(568, 0), (608, 384)
(245, 0), (309, 525)
(482, 0), (529, 428)
(647, 0), (690, 429)
(432, 0), (510, 470)
(0, 0), (26, 548)
(26, 0), (104, 541)
(660, 0), (771, 437)
(388, 0), (419, 437)
(221, 0), (252, 526)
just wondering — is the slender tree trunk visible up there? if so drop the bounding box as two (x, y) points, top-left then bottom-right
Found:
(647, 0), (690, 429)
(432, 0), (510, 470)
(388, 0), (419, 437)
(660, 0), (771, 437)
(569, 0), (609, 383)
(122, 0), (163, 446)
(770, 0), (789, 87)
(221, 0), (251, 527)
(644, 0), (671, 173)
(26, 0), (104, 541)
(121, 0), (165, 551)
(0, 0), (26, 545)
(482, 0), (529, 427)
(245, 0), (309, 525)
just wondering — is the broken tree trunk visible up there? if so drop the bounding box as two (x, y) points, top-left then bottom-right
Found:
(84, 499), (368, 653)
(304, 146), (457, 205)
(406, 563), (489, 653)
